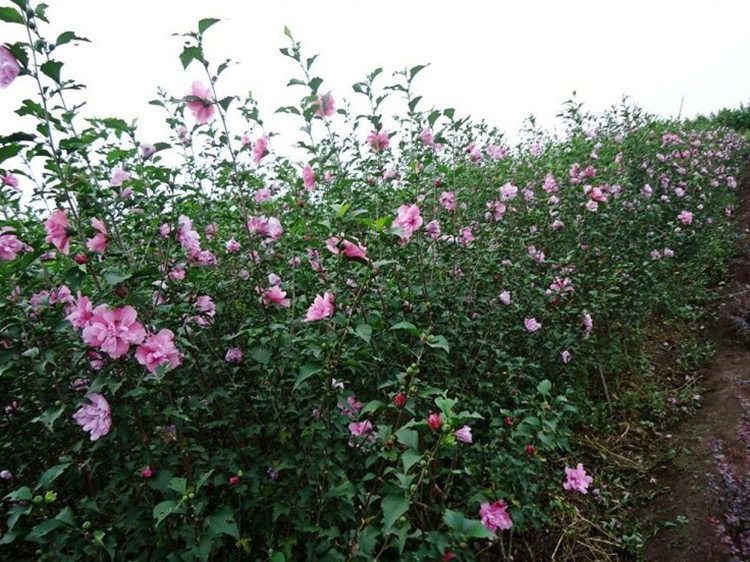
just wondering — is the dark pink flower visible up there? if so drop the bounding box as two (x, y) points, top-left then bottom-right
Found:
(72, 393), (112, 441)
(440, 191), (456, 212)
(393, 204), (423, 241)
(86, 218), (108, 253)
(428, 412), (442, 431)
(1, 173), (19, 189)
(135, 329), (182, 374)
(304, 292), (334, 322)
(186, 81), (215, 124)
(262, 285), (290, 308)
(563, 463), (593, 494)
(341, 240), (368, 262)
(66, 292), (93, 329)
(479, 500), (513, 532)
(225, 347), (243, 363)
(45, 210), (71, 255)
(367, 131), (389, 152)
(82, 305), (146, 359)
(252, 135), (269, 164)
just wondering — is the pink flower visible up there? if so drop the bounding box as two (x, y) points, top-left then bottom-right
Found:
(135, 329), (182, 374)
(455, 425), (472, 443)
(110, 167), (131, 187)
(254, 187), (271, 203)
(663, 247), (674, 258)
(194, 295), (216, 326)
(82, 305), (146, 359)
(0, 46), (20, 89)
(225, 347), (243, 363)
(246, 216), (283, 242)
(2, 172), (19, 189)
(479, 500), (513, 532)
(499, 290), (511, 306)
(426, 220), (441, 239)
(543, 173), (559, 193)
(313, 93), (335, 118)
(486, 144), (507, 160)
(678, 210), (693, 225)
(466, 142), (483, 163)
(304, 292), (335, 322)
(45, 209), (71, 255)
(551, 219), (565, 231)
(72, 393), (112, 441)
(419, 127), (434, 147)
(66, 292), (93, 329)
(459, 226), (474, 247)
(140, 143), (156, 160)
(86, 218), (108, 253)
(262, 285), (290, 308)
(348, 419), (374, 440)
(582, 313), (593, 336)
(186, 81), (215, 124)
(563, 463), (593, 494)
(204, 223), (217, 239)
(252, 135), (269, 164)
(341, 240), (368, 262)
(524, 317), (542, 332)
(0, 229), (24, 261)
(393, 204), (423, 241)
(561, 350), (572, 363)
(440, 191), (456, 212)
(225, 238), (241, 252)
(177, 215), (201, 257)
(302, 165), (316, 192)
(500, 182), (518, 201)
(367, 130), (389, 152)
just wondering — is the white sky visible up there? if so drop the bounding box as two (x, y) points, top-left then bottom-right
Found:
(2, 0), (749, 150)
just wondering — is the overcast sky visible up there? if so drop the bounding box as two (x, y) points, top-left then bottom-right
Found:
(2, 0), (749, 149)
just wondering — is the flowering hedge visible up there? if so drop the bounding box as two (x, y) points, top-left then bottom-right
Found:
(0, 3), (747, 560)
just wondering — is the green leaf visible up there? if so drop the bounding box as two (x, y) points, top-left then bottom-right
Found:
(401, 449), (421, 472)
(408, 64), (429, 81)
(382, 494), (410, 533)
(396, 428), (418, 450)
(27, 519), (66, 541)
(153, 500), (179, 526)
(169, 477), (187, 495)
(218, 96), (234, 111)
(537, 379), (552, 395)
(251, 347), (271, 365)
(205, 505), (239, 539)
(355, 323), (372, 344)
(427, 335), (450, 353)
(390, 321), (418, 335)
(35, 463), (71, 491)
(0, 7), (23, 24)
(443, 510), (495, 539)
(180, 46), (204, 70)
(270, 553), (286, 562)
(198, 18), (220, 34)
(32, 404), (65, 432)
(292, 363), (321, 391)
(54, 506), (77, 527)
(55, 31), (90, 46)
(40, 60), (63, 84)
(5, 486), (32, 502)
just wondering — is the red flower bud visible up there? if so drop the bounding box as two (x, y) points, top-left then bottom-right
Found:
(141, 466), (154, 479)
(229, 475), (239, 486)
(525, 444), (535, 455)
(434, 178), (443, 188)
(113, 286), (127, 298)
(393, 392), (407, 408)
(428, 412), (442, 431)
(74, 253), (88, 264)
(504, 417), (513, 426)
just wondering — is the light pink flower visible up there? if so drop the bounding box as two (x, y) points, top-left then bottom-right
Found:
(367, 131), (389, 152)
(135, 329), (182, 374)
(348, 419), (374, 439)
(194, 295), (216, 326)
(426, 220), (441, 239)
(455, 426), (473, 443)
(45, 209), (71, 255)
(500, 182), (518, 201)
(0, 229), (23, 261)
(313, 93), (335, 118)
(262, 285), (290, 308)
(246, 216), (283, 243)
(186, 81), (215, 124)
(0, 46), (20, 89)
(2, 172), (19, 189)
(479, 500), (513, 532)
(66, 292), (93, 329)
(82, 305), (146, 359)
(252, 135), (269, 164)
(582, 313), (593, 336)
(86, 218), (108, 253)
(177, 215), (201, 257)
(467, 143), (483, 163)
(459, 226), (474, 247)
(543, 173), (559, 193)
(678, 210), (693, 225)
(486, 144), (507, 160)
(419, 127), (434, 147)
(499, 290), (511, 306)
(225, 347), (243, 363)
(440, 191), (456, 212)
(140, 143), (156, 160)
(524, 317), (542, 332)
(73, 393), (111, 441)
(393, 204), (423, 241)
(561, 350), (572, 363)
(225, 238), (241, 252)
(303, 165), (316, 192)
(563, 463), (593, 494)
(254, 187), (271, 203)
(304, 292), (335, 322)
(110, 167), (131, 187)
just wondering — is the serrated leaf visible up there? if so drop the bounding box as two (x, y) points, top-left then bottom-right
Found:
(33, 404), (65, 432)
(198, 18), (220, 34)
(395, 428), (418, 450)
(40, 60), (63, 84)
(382, 494), (410, 533)
(427, 335), (450, 353)
(401, 449), (421, 472)
(0, 6), (23, 24)
(205, 505), (239, 539)
(180, 46), (204, 70)
(35, 462), (71, 491)
(153, 500), (179, 526)
(292, 363), (321, 392)
(169, 477), (187, 495)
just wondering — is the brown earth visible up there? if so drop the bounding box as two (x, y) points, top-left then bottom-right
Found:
(641, 166), (750, 561)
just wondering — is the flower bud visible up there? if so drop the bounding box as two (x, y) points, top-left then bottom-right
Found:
(427, 412), (442, 431)
(393, 392), (406, 408)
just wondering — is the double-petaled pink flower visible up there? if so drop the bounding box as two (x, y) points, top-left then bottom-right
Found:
(367, 130), (389, 152)
(186, 81), (215, 124)
(252, 135), (269, 164)
(563, 463), (593, 494)
(246, 216), (283, 242)
(393, 204), (423, 241)
(0, 228), (24, 261)
(304, 292), (334, 322)
(72, 393), (112, 441)
(479, 500), (513, 532)
(678, 210), (693, 225)
(225, 347), (243, 363)
(65, 292), (93, 329)
(135, 329), (182, 374)
(110, 167), (131, 187)
(524, 317), (542, 332)
(419, 127), (434, 147)
(45, 209), (71, 255)
(82, 305), (146, 359)
(303, 165), (316, 192)
(0, 46), (20, 89)
(86, 218), (108, 253)
(262, 285), (290, 308)
(313, 93), (335, 118)
(341, 240), (368, 262)
(440, 191), (456, 212)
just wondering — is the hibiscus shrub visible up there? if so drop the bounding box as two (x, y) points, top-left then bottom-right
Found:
(0, 3), (747, 560)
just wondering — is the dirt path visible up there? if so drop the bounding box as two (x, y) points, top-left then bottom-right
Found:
(642, 168), (750, 561)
